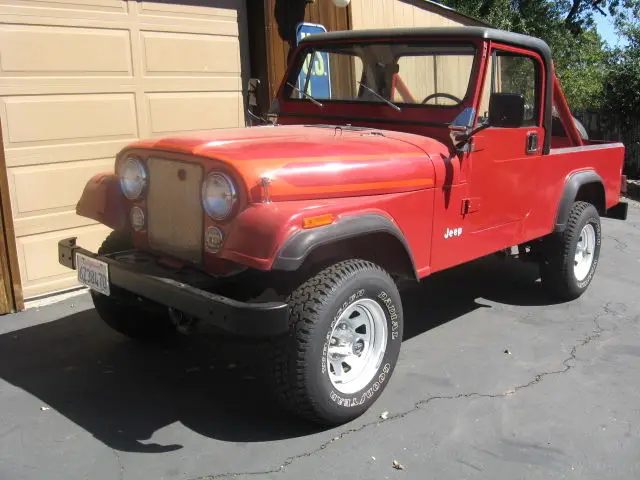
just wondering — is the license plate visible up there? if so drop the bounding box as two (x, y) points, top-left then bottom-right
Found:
(76, 253), (110, 296)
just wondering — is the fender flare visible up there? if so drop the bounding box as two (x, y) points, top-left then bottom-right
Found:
(76, 173), (128, 231)
(271, 213), (417, 276)
(554, 170), (604, 232)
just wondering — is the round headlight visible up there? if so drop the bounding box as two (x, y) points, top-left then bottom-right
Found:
(119, 157), (147, 200)
(201, 173), (237, 220)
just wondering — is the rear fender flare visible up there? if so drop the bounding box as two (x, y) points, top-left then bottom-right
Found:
(272, 213), (417, 278)
(554, 170), (604, 232)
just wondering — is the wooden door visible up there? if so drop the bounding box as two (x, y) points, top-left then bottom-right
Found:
(247, 0), (352, 116)
(0, 120), (22, 314)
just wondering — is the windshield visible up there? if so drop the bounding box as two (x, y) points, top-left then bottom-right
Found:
(286, 41), (477, 108)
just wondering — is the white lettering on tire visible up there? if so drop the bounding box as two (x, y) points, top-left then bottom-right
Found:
(378, 291), (400, 341)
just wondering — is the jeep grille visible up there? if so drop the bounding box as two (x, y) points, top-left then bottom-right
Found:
(147, 157), (204, 264)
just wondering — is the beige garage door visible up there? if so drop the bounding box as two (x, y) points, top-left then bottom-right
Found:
(0, 0), (249, 299)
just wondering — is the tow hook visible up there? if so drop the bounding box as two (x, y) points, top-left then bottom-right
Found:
(168, 308), (198, 335)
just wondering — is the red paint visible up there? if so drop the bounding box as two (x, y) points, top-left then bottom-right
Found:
(76, 32), (626, 279)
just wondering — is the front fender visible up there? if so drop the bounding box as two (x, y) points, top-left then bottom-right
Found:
(272, 213), (416, 275)
(76, 173), (128, 231)
(218, 195), (425, 277)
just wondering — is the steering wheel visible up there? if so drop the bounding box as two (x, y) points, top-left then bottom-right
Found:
(421, 92), (463, 105)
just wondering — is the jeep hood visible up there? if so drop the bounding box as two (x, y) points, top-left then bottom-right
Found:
(125, 125), (447, 202)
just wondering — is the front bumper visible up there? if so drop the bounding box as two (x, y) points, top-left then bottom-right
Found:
(58, 238), (289, 337)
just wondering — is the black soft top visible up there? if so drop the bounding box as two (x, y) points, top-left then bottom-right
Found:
(300, 26), (552, 67)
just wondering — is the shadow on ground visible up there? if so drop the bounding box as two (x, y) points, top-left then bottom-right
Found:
(0, 255), (563, 452)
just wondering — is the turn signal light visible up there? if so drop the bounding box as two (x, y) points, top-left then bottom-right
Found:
(302, 214), (334, 229)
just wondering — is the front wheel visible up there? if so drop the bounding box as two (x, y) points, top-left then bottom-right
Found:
(271, 259), (403, 425)
(540, 201), (602, 300)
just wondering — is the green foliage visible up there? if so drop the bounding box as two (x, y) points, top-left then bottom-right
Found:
(603, 22), (640, 117)
(553, 29), (608, 109)
(439, 1), (638, 110)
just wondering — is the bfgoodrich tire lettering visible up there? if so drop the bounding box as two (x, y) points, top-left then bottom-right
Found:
(541, 201), (602, 300)
(271, 259), (403, 425)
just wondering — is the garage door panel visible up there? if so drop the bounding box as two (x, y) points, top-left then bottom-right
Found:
(142, 32), (239, 75)
(137, 1), (240, 37)
(16, 224), (111, 297)
(135, 76), (240, 93)
(4, 94), (137, 146)
(2, 0), (128, 16)
(0, 24), (132, 76)
(9, 158), (113, 217)
(14, 212), (99, 238)
(0, 78), (138, 96)
(138, 0), (239, 20)
(137, 17), (238, 37)
(4, 140), (132, 168)
(148, 92), (241, 135)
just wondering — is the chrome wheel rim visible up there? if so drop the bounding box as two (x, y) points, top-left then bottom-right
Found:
(327, 298), (388, 395)
(574, 224), (596, 282)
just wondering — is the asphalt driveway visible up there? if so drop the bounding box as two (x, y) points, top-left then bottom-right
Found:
(1, 202), (639, 480)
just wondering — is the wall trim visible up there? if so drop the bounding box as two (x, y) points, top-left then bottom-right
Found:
(0, 119), (24, 313)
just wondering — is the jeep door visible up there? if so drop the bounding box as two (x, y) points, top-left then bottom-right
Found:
(464, 44), (545, 257)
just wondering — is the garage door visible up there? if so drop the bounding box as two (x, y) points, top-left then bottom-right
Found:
(0, 0), (249, 298)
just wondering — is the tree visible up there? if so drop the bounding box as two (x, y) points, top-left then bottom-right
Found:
(552, 28), (608, 109)
(443, 1), (636, 33)
(440, 1), (616, 109)
(562, 0), (637, 32)
(603, 22), (640, 117)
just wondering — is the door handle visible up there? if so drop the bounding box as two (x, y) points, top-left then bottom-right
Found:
(461, 197), (481, 215)
(526, 132), (539, 154)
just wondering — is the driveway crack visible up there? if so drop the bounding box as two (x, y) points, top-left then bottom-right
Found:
(191, 305), (610, 480)
(113, 448), (124, 480)
(612, 237), (628, 252)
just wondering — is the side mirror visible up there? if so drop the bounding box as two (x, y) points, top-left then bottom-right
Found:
(449, 107), (476, 152)
(488, 93), (525, 128)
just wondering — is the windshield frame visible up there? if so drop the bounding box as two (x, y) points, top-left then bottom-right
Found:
(281, 38), (481, 111)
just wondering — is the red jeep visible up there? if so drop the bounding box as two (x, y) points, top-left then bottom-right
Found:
(58, 27), (628, 425)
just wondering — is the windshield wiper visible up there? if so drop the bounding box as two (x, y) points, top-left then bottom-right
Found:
(286, 82), (324, 107)
(356, 81), (401, 112)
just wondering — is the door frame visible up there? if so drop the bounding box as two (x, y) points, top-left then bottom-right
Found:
(0, 119), (23, 314)
(246, 0), (352, 117)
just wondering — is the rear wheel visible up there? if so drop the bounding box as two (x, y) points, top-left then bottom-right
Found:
(90, 231), (178, 342)
(271, 259), (403, 425)
(540, 201), (601, 300)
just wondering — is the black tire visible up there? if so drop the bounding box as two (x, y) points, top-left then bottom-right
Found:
(540, 201), (601, 300)
(271, 259), (403, 425)
(90, 231), (177, 342)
